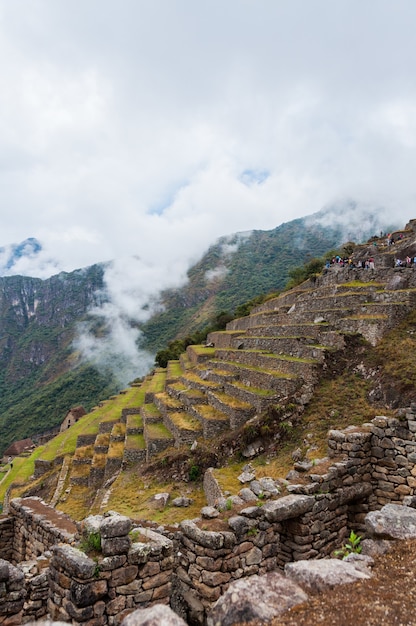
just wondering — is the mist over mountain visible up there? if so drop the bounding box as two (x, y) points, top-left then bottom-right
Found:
(0, 204), (400, 456)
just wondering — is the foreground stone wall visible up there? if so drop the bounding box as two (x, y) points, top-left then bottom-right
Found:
(0, 517), (14, 562)
(2, 407), (416, 624)
(8, 499), (77, 564)
(48, 516), (174, 626)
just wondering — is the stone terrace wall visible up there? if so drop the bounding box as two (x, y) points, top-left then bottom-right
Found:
(8, 498), (77, 563)
(0, 516), (14, 562)
(48, 516), (174, 626)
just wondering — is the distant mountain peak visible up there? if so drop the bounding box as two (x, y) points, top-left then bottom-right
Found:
(0, 237), (42, 275)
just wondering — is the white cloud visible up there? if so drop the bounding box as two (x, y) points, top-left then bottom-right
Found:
(1, 0), (416, 378)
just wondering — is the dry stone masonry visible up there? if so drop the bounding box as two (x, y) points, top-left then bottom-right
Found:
(2, 407), (416, 623)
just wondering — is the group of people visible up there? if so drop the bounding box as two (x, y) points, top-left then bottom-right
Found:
(325, 256), (375, 270)
(394, 256), (416, 267)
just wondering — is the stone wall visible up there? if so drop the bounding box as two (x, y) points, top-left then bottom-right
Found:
(2, 408), (416, 624)
(0, 517), (14, 562)
(8, 498), (77, 563)
(48, 515), (174, 626)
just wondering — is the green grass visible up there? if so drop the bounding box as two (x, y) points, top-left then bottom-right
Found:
(170, 412), (202, 431)
(125, 433), (146, 450)
(145, 422), (174, 440)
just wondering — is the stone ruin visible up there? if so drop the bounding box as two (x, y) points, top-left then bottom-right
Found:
(2, 405), (416, 624)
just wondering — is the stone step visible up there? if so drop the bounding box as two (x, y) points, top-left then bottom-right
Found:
(180, 371), (222, 394)
(140, 403), (163, 424)
(166, 382), (208, 407)
(188, 404), (230, 439)
(123, 433), (146, 464)
(144, 422), (175, 460)
(94, 433), (110, 454)
(228, 335), (335, 361)
(214, 348), (318, 378)
(207, 360), (298, 394)
(206, 389), (255, 429)
(206, 330), (246, 349)
(125, 413), (143, 435)
(166, 359), (183, 383)
(144, 369), (167, 403)
(186, 344), (216, 366)
(179, 352), (193, 371)
(110, 422), (126, 442)
(163, 411), (203, 445)
(89, 451), (106, 488)
(154, 392), (183, 416)
(244, 324), (341, 345)
(221, 380), (282, 412)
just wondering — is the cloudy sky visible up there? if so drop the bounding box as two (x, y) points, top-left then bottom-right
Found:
(1, 0), (416, 281)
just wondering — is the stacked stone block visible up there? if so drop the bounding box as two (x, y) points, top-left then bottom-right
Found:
(0, 558), (25, 626)
(48, 514), (174, 626)
(8, 498), (77, 563)
(0, 518), (14, 562)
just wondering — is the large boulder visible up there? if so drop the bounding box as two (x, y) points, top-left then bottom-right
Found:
(365, 503), (416, 540)
(285, 558), (371, 592)
(207, 571), (308, 626)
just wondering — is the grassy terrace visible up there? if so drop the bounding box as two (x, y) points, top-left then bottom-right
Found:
(95, 433), (110, 448)
(125, 433), (146, 449)
(107, 440), (125, 459)
(190, 345), (216, 357)
(111, 423), (126, 438)
(216, 349), (317, 364)
(340, 281), (385, 288)
(196, 404), (229, 421)
(166, 360), (183, 378)
(145, 422), (173, 439)
(182, 372), (219, 388)
(126, 413), (143, 430)
(142, 403), (161, 417)
(231, 380), (278, 397)
(91, 452), (107, 468)
(0, 382), (149, 491)
(146, 369), (167, 395)
(211, 391), (252, 409)
(155, 392), (183, 410)
(210, 359), (297, 379)
(73, 445), (94, 460)
(169, 411), (202, 431)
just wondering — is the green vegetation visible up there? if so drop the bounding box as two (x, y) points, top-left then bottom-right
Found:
(334, 530), (362, 559)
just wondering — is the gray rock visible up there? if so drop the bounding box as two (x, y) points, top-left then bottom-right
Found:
(239, 487), (258, 502)
(101, 535), (131, 556)
(258, 477), (280, 496)
(227, 515), (256, 536)
(121, 604), (187, 626)
(365, 503), (416, 539)
(100, 513), (132, 538)
(343, 553), (374, 573)
(82, 514), (103, 535)
(150, 492), (170, 509)
(286, 469), (301, 481)
(294, 460), (313, 472)
(201, 506), (219, 519)
(52, 545), (97, 580)
(249, 480), (264, 496)
(172, 496), (193, 507)
(207, 571), (308, 626)
(361, 538), (393, 557)
(238, 470), (256, 484)
(242, 440), (264, 458)
(262, 494), (315, 522)
(0, 559), (9, 582)
(285, 558), (371, 592)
